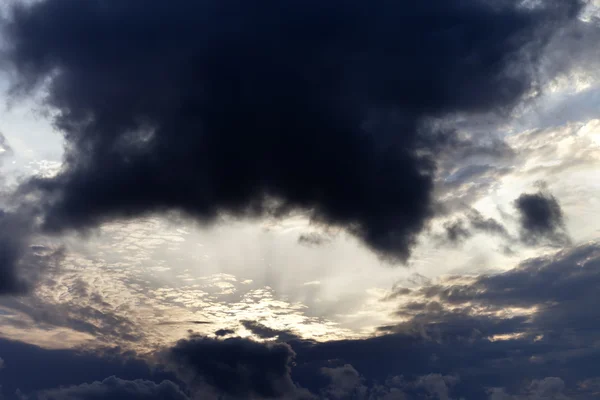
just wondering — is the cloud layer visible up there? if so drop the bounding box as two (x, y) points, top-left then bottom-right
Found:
(2, 243), (598, 398)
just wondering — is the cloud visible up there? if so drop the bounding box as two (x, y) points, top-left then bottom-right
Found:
(0, 209), (62, 295)
(214, 329), (235, 337)
(318, 365), (461, 400)
(515, 186), (571, 246)
(297, 233), (334, 248)
(168, 336), (310, 399)
(441, 219), (473, 245)
(438, 209), (510, 245)
(0, 0), (590, 268)
(0, 131), (62, 295)
(28, 376), (189, 400)
(241, 320), (300, 342)
(488, 377), (572, 399)
(3, 239), (600, 400)
(0, 337), (179, 398)
(289, 243), (600, 398)
(0, 132), (13, 160)
(0, 210), (32, 294)
(320, 364), (368, 399)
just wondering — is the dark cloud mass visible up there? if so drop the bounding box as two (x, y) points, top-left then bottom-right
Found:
(168, 335), (310, 399)
(515, 188), (571, 246)
(0, 0), (587, 269)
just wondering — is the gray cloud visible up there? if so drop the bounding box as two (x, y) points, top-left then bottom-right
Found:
(515, 187), (571, 246)
(438, 208), (511, 246)
(214, 329), (235, 338)
(241, 320), (300, 342)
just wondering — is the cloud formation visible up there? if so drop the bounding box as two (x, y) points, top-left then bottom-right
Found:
(0, 0), (589, 271)
(439, 209), (510, 245)
(515, 187), (571, 246)
(168, 336), (309, 399)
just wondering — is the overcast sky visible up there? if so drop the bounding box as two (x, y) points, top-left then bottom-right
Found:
(0, 0), (599, 399)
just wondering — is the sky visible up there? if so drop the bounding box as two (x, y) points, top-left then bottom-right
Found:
(0, 0), (599, 399)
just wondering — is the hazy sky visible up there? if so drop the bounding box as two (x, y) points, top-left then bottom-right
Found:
(0, 1), (599, 399)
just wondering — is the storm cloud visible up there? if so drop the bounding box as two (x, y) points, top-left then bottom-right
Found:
(0, 0), (588, 268)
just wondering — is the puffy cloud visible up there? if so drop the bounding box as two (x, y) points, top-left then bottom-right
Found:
(168, 336), (310, 399)
(320, 364), (368, 399)
(488, 377), (572, 399)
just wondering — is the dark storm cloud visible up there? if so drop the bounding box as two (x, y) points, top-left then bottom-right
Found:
(0, 0), (589, 265)
(168, 336), (309, 399)
(515, 188), (571, 246)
